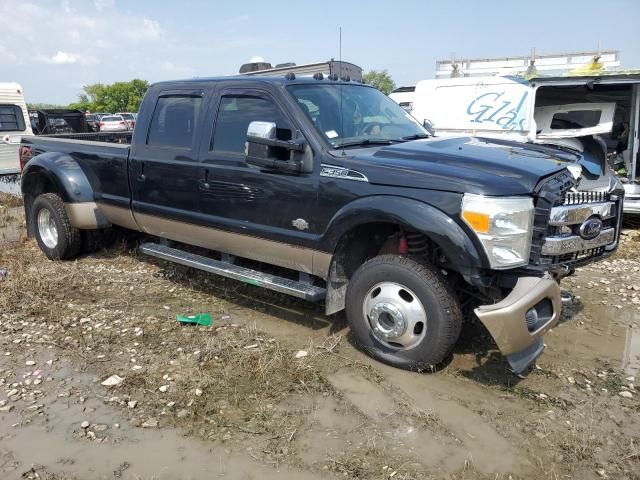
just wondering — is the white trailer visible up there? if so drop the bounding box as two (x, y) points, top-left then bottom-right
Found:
(0, 83), (33, 175)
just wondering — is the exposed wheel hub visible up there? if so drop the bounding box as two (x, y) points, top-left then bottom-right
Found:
(369, 302), (406, 339)
(363, 282), (427, 350)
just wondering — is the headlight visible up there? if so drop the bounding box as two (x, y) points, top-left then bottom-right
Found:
(461, 194), (534, 269)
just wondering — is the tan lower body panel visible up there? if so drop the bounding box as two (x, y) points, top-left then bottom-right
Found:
(118, 210), (332, 278)
(474, 277), (561, 355)
(64, 202), (110, 229)
(97, 203), (141, 232)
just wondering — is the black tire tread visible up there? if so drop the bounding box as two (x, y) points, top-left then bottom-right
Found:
(346, 254), (462, 371)
(33, 193), (82, 260)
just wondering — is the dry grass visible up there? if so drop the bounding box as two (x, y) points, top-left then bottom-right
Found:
(0, 192), (22, 208)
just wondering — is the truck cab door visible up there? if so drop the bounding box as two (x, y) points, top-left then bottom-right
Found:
(196, 87), (321, 273)
(129, 89), (208, 234)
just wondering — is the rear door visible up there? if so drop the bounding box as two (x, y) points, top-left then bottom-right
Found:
(129, 88), (209, 233)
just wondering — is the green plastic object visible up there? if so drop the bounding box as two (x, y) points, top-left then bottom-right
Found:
(176, 313), (212, 326)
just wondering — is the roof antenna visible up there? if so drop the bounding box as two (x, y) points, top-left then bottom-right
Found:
(339, 26), (345, 156)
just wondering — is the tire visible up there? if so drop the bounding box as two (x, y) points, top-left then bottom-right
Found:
(32, 193), (82, 260)
(345, 255), (462, 371)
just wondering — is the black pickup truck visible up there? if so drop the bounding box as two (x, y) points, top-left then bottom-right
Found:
(18, 75), (624, 373)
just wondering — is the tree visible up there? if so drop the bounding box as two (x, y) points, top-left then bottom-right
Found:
(69, 79), (149, 112)
(362, 70), (396, 95)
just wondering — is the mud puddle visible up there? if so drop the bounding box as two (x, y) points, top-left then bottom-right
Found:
(0, 359), (325, 480)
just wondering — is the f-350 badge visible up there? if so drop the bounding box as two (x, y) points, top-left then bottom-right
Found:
(292, 218), (309, 231)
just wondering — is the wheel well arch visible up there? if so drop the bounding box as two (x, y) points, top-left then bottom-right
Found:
(323, 196), (488, 316)
(325, 221), (443, 315)
(21, 168), (65, 237)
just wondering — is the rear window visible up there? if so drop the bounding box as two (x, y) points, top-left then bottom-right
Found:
(102, 116), (121, 122)
(147, 95), (202, 149)
(0, 104), (26, 132)
(120, 113), (134, 120)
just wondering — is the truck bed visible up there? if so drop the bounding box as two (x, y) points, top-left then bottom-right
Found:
(39, 131), (132, 144)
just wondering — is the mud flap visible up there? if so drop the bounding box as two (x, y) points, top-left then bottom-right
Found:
(505, 337), (544, 374)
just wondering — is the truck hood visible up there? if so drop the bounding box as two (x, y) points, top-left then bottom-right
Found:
(344, 136), (570, 196)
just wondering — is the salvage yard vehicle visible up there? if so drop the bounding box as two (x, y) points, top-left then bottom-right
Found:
(116, 112), (136, 130)
(99, 115), (130, 132)
(18, 75), (625, 373)
(0, 83), (33, 175)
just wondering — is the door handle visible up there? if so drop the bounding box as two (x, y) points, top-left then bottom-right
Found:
(136, 162), (146, 182)
(199, 168), (210, 189)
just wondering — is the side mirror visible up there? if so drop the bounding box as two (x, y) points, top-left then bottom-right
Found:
(247, 121), (277, 141)
(423, 119), (435, 136)
(245, 121), (309, 173)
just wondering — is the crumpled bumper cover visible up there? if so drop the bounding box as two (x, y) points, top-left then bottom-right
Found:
(474, 277), (562, 373)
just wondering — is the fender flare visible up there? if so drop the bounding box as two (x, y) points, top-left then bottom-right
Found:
(322, 195), (487, 270)
(321, 195), (488, 315)
(21, 152), (109, 230)
(22, 152), (96, 203)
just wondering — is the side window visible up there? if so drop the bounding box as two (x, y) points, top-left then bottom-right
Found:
(147, 95), (202, 149)
(0, 105), (26, 132)
(211, 95), (292, 153)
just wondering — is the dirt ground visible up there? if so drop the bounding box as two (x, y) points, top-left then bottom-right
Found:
(0, 192), (638, 480)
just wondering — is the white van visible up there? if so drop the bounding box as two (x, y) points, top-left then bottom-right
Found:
(409, 76), (618, 141)
(389, 86), (416, 114)
(0, 83), (33, 175)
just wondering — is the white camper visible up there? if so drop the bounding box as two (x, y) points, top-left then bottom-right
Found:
(0, 83), (33, 175)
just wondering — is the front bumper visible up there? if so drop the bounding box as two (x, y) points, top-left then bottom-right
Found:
(474, 276), (561, 373)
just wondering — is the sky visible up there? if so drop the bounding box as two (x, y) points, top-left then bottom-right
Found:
(1, 0), (639, 105)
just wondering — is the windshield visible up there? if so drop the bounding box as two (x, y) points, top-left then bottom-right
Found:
(287, 84), (427, 148)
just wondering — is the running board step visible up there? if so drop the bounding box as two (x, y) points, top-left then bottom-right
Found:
(139, 242), (326, 302)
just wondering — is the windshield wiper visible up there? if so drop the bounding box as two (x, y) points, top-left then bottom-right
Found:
(333, 138), (397, 148)
(399, 133), (430, 141)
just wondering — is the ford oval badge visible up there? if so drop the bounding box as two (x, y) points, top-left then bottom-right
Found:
(579, 217), (603, 240)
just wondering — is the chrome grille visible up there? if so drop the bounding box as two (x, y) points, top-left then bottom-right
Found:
(564, 191), (611, 205)
(529, 171), (621, 271)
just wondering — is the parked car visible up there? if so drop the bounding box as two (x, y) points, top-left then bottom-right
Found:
(85, 114), (101, 132)
(0, 82), (33, 175)
(99, 115), (129, 132)
(18, 75), (624, 374)
(116, 112), (136, 129)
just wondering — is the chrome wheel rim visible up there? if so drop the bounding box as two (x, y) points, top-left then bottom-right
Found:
(362, 282), (427, 350)
(37, 208), (58, 249)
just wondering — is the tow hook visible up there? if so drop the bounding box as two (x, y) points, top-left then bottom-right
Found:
(560, 290), (574, 305)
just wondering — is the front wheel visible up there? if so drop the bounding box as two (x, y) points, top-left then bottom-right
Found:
(345, 255), (462, 371)
(32, 193), (82, 260)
